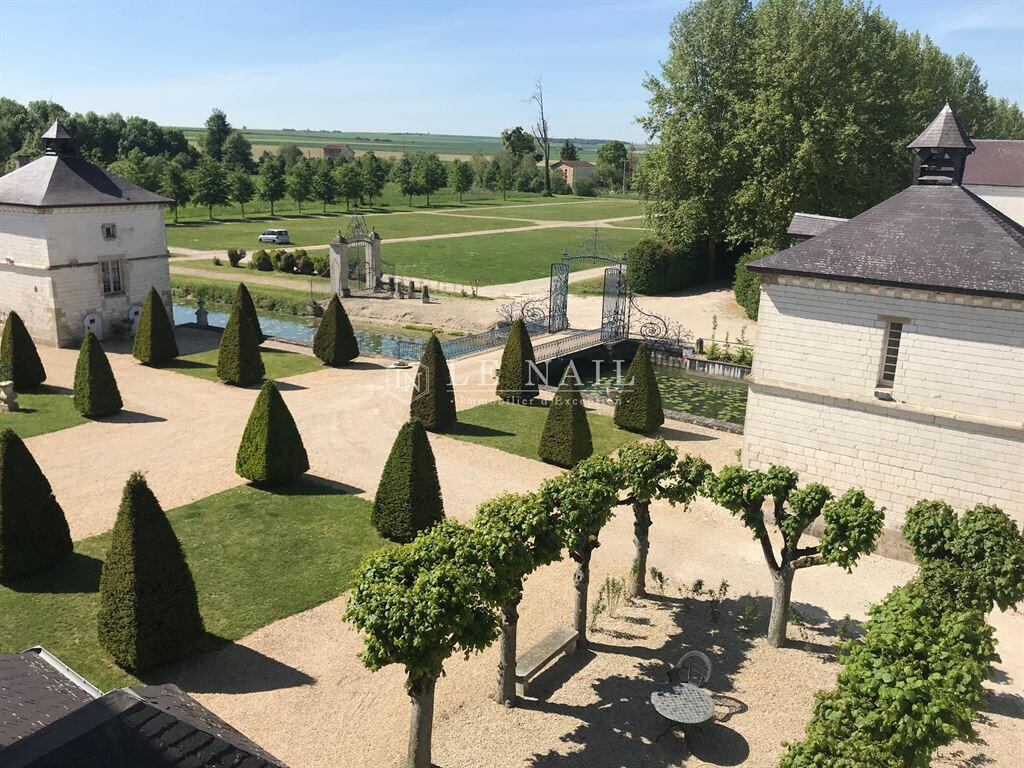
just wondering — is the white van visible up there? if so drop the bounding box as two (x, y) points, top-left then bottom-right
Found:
(258, 229), (290, 244)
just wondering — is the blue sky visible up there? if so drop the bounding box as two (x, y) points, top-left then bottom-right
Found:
(1, 0), (1020, 141)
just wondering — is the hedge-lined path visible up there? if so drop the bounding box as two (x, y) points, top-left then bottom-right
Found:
(18, 333), (1022, 767)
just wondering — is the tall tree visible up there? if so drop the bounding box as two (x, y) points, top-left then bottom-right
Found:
(286, 157), (314, 213)
(190, 157), (229, 219)
(411, 153), (446, 206)
(985, 96), (1024, 139)
(596, 140), (628, 189)
(336, 161), (363, 211)
(529, 79), (553, 195)
(635, 0), (753, 278)
(230, 169), (255, 217)
(559, 139), (579, 161)
(221, 129), (254, 171)
(277, 142), (303, 168)
(500, 126), (537, 165)
(159, 160), (190, 223)
(392, 153), (418, 206)
(311, 158), (338, 212)
(359, 151), (388, 204)
(203, 107), (231, 161)
(447, 158), (474, 203)
(258, 154), (286, 215)
(703, 465), (883, 646)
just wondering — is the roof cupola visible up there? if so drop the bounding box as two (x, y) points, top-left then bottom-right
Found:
(41, 121), (77, 156)
(908, 103), (975, 186)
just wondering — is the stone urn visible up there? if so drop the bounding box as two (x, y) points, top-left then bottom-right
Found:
(0, 381), (18, 413)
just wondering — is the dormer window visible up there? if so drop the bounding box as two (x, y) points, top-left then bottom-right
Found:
(101, 223), (117, 241)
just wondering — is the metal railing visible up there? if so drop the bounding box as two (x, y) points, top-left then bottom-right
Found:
(533, 329), (607, 362)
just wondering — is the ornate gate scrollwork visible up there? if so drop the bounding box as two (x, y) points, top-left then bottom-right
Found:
(601, 266), (629, 341)
(549, 262), (569, 333)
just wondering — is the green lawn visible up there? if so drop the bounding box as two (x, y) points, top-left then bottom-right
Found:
(384, 226), (647, 284)
(0, 388), (87, 439)
(447, 400), (638, 462)
(0, 481), (385, 690)
(568, 275), (606, 297)
(165, 345), (324, 385)
(454, 199), (642, 221)
(166, 210), (533, 252)
(172, 274), (330, 318)
(173, 257), (331, 283)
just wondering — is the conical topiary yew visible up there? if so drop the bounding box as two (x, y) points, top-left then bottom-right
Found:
(0, 428), (72, 582)
(614, 345), (664, 434)
(410, 334), (456, 432)
(132, 287), (179, 366)
(0, 311), (46, 391)
(236, 283), (264, 342)
(372, 419), (444, 543)
(97, 472), (204, 672)
(73, 332), (122, 418)
(538, 371), (593, 468)
(496, 318), (538, 404)
(217, 300), (265, 386)
(313, 294), (360, 366)
(235, 380), (309, 486)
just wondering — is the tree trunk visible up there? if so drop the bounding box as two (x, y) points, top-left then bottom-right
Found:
(173, 205), (178, 224)
(271, 200), (275, 216)
(495, 595), (520, 706)
(208, 204), (213, 220)
(241, 202), (245, 218)
(406, 674), (436, 768)
(767, 567), (794, 647)
(630, 502), (652, 598)
(706, 240), (717, 283)
(572, 549), (592, 650)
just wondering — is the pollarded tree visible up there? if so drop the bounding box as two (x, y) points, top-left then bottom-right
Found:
(473, 492), (563, 706)
(537, 372), (592, 468)
(344, 519), (500, 768)
(312, 294), (359, 366)
(97, 472), (205, 672)
(0, 311), (46, 391)
(616, 441), (710, 597)
(703, 465), (883, 647)
(216, 299), (265, 386)
(539, 455), (622, 650)
(496, 319), (538, 404)
(73, 331), (122, 418)
(0, 428), (72, 582)
(613, 344), (664, 433)
(409, 334), (456, 432)
(372, 419), (445, 543)
(235, 380), (309, 486)
(132, 287), (179, 366)
(236, 282), (264, 342)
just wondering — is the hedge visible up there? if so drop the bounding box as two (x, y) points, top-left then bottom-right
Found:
(235, 380), (310, 486)
(496, 319), (538, 404)
(372, 419), (445, 543)
(97, 472), (205, 672)
(0, 311), (46, 391)
(626, 239), (704, 295)
(173, 279), (312, 317)
(132, 288), (179, 366)
(733, 245), (773, 320)
(216, 300), (265, 386)
(613, 345), (664, 433)
(0, 428), (72, 582)
(313, 294), (360, 366)
(73, 332), (123, 418)
(409, 334), (457, 432)
(537, 373), (593, 468)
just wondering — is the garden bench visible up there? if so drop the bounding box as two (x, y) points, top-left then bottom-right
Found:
(515, 626), (578, 696)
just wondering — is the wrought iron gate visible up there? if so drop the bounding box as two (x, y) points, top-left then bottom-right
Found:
(548, 262), (569, 333)
(601, 265), (629, 341)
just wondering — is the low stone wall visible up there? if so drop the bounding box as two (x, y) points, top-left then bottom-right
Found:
(650, 348), (751, 380)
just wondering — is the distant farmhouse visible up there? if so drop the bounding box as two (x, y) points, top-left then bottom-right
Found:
(745, 104), (1023, 528)
(323, 143), (355, 160)
(549, 159), (595, 188)
(0, 646), (286, 766)
(963, 139), (1024, 225)
(0, 122), (172, 347)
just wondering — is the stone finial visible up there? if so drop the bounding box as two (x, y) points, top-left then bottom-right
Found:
(195, 300), (209, 328)
(0, 381), (19, 412)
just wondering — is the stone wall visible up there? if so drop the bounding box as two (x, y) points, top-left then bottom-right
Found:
(743, 277), (1024, 526)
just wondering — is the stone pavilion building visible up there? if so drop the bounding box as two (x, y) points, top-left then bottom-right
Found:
(743, 104), (1023, 528)
(0, 122), (173, 347)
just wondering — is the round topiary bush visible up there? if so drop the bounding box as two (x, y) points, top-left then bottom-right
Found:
(132, 287), (179, 366)
(296, 254), (314, 275)
(0, 428), (72, 583)
(613, 345), (664, 434)
(0, 311), (46, 391)
(235, 283), (264, 342)
(73, 332), (122, 418)
(216, 300), (265, 386)
(372, 419), (445, 543)
(538, 373), (593, 468)
(278, 252), (297, 274)
(409, 334), (457, 432)
(254, 250), (274, 271)
(312, 294), (360, 366)
(235, 380), (309, 486)
(97, 472), (205, 672)
(496, 319), (538, 404)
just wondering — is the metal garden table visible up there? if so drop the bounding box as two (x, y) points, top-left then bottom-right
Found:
(651, 682), (715, 743)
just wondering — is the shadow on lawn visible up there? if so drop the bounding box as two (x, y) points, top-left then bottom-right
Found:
(3, 552), (103, 595)
(447, 421), (516, 439)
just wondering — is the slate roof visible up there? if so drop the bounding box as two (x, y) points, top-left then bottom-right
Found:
(551, 160), (594, 168)
(964, 140), (1024, 187)
(908, 103), (975, 150)
(0, 649), (287, 767)
(748, 184), (1024, 299)
(40, 121), (74, 141)
(0, 150), (171, 209)
(787, 212), (848, 239)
